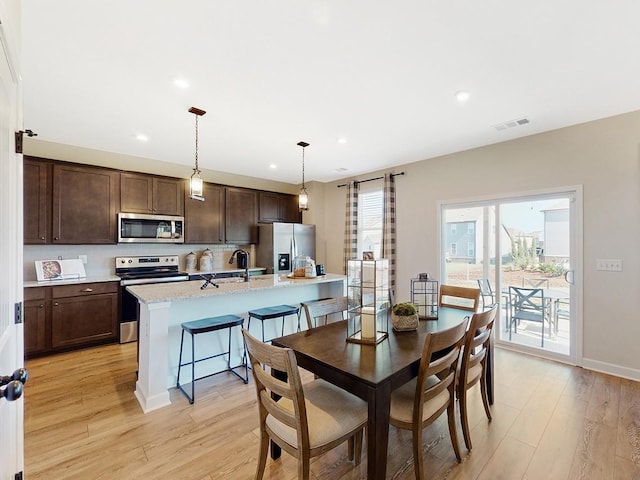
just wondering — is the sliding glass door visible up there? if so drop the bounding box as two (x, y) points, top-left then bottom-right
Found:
(440, 188), (580, 363)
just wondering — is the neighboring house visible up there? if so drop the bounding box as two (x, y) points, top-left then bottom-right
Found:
(541, 199), (570, 263)
(444, 208), (482, 263)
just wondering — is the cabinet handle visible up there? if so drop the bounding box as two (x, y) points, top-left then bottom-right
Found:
(82, 288), (94, 293)
(54, 237), (59, 241)
(40, 236), (45, 240)
(38, 304), (44, 308)
(54, 302), (59, 306)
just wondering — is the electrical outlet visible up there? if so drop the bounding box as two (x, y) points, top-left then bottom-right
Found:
(596, 259), (623, 271)
(78, 255), (88, 264)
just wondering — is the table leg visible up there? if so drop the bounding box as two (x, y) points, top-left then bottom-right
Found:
(367, 382), (391, 480)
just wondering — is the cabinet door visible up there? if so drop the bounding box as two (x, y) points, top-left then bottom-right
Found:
(280, 194), (301, 223)
(225, 187), (257, 244)
(24, 299), (49, 356)
(120, 172), (153, 213)
(51, 292), (118, 349)
(153, 177), (184, 216)
(52, 164), (120, 244)
(184, 182), (225, 243)
(23, 158), (51, 244)
(258, 191), (281, 223)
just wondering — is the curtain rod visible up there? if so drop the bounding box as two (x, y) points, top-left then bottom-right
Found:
(336, 171), (405, 188)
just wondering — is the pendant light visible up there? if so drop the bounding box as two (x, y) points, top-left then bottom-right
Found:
(189, 106), (206, 201)
(297, 141), (309, 211)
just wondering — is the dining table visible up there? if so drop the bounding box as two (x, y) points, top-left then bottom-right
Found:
(271, 306), (491, 480)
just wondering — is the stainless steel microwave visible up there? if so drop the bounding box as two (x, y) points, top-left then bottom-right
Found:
(117, 213), (184, 243)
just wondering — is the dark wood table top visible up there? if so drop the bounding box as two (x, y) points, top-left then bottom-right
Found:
(272, 306), (471, 388)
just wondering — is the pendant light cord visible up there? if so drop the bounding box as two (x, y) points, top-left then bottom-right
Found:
(194, 114), (200, 174)
(301, 145), (305, 188)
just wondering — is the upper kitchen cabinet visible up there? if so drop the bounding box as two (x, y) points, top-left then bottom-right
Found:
(225, 187), (257, 244)
(258, 191), (301, 224)
(184, 182), (225, 244)
(24, 157), (52, 244)
(52, 163), (120, 244)
(120, 172), (184, 216)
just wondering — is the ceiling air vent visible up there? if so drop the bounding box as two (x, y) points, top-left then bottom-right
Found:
(333, 167), (349, 173)
(493, 117), (530, 131)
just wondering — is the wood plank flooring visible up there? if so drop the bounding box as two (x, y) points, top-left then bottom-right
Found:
(24, 343), (640, 479)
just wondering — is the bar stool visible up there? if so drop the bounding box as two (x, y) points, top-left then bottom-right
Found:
(177, 314), (248, 404)
(247, 304), (299, 343)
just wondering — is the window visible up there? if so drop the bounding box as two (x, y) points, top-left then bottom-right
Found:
(468, 223), (474, 234)
(451, 224), (457, 235)
(450, 243), (457, 256)
(358, 188), (383, 259)
(468, 242), (474, 257)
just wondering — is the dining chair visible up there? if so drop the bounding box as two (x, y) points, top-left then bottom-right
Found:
(388, 319), (469, 479)
(303, 296), (349, 330)
(523, 277), (550, 289)
(242, 329), (367, 480)
(509, 286), (551, 347)
(476, 278), (495, 311)
(457, 304), (498, 451)
(439, 285), (481, 312)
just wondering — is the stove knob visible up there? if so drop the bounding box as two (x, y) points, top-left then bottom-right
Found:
(128, 259), (133, 263)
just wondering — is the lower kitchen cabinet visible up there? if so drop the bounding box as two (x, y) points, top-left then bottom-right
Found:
(24, 287), (49, 356)
(24, 282), (119, 358)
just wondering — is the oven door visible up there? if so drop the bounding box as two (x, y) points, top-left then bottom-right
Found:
(119, 275), (188, 343)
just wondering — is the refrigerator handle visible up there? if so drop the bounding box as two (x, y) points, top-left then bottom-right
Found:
(291, 236), (297, 259)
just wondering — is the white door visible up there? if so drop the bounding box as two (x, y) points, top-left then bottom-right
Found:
(0, 2), (25, 478)
(441, 187), (582, 365)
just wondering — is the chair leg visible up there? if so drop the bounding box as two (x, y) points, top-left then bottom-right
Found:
(412, 426), (424, 480)
(479, 369), (492, 422)
(190, 332), (196, 404)
(176, 329), (185, 388)
(254, 429), (269, 480)
(447, 399), (463, 462)
(459, 386), (472, 451)
(298, 453), (311, 480)
(353, 429), (363, 466)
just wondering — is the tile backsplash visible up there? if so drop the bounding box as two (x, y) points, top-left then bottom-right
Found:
(23, 243), (254, 281)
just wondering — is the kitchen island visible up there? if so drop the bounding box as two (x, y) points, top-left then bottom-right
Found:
(127, 273), (346, 412)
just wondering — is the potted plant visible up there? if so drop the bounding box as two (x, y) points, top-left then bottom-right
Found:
(391, 302), (419, 331)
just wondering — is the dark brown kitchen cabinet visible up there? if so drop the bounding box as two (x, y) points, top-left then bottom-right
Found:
(121, 172), (184, 216)
(24, 287), (49, 356)
(23, 158), (52, 244)
(52, 163), (120, 244)
(184, 182), (225, 243)
(258, 192), (301, 224)
(51, 282), (119, 350)
(225, 187), (257, 244)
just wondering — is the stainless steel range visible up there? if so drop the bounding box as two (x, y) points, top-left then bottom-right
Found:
(115, 255), (189, 343)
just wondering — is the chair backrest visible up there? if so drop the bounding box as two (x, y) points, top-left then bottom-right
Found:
(509, 286), (545, 313)
(523, 278), (549, 289)
(459, 304), (497, 387)
(439, 285), (481, 312)
(414, 318), (469, 420)
(303, 296), (349, 329)
(476, 278), (494, 310)
(242, 328), (310, 450)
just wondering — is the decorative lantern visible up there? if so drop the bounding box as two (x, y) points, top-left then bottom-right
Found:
(346, 259), (389, 345)
(410, 274), (439, 319)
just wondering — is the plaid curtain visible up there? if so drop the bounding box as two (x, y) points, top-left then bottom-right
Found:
(343, 181), (359, 273)
(382, 173), (396, 290)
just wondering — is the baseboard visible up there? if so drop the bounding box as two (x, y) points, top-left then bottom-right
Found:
(582, 358), (640, 382)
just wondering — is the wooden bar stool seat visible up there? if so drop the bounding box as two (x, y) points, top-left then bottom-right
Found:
(177, 314), (248, 404)
(247, 304), (299, 343)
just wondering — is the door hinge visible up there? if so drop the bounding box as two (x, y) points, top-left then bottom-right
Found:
(15, 472), (24, 480)
(14, 301), (22, 324)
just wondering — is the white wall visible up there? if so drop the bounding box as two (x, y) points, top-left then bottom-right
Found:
(319, 110), (640, 378)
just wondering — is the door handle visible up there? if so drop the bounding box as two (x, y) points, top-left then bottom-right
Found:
(0, 368), (28, 402)
(564, 270), (575, 285)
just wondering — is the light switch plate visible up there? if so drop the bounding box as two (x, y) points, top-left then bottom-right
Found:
(596, 259), (622, 271)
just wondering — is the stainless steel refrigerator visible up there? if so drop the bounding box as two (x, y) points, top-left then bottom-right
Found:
(256, 222), (316, 274)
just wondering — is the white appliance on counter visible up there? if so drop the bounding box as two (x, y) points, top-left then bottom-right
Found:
(255, 223), (316, 275)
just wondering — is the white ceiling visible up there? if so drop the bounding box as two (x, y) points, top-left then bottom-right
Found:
(22, 1), (640, 185)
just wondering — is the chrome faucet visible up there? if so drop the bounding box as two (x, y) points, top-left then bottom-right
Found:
(229, 249), (250, 282)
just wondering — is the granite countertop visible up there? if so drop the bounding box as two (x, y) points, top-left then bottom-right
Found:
(185, 267), (267, 276)
(24, 275), (121, 288)
(127, 273), (346, 304)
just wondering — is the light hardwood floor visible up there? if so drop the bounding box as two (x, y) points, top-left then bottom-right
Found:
(24, 343), (640, 479)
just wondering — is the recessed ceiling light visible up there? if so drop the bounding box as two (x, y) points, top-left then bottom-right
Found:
(174, 78), (190, 89)
(136, 134), (149, 142)
(269, 164), (277, 169)
(337, 138), (347, 144)
(455, 90), (470, 102)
